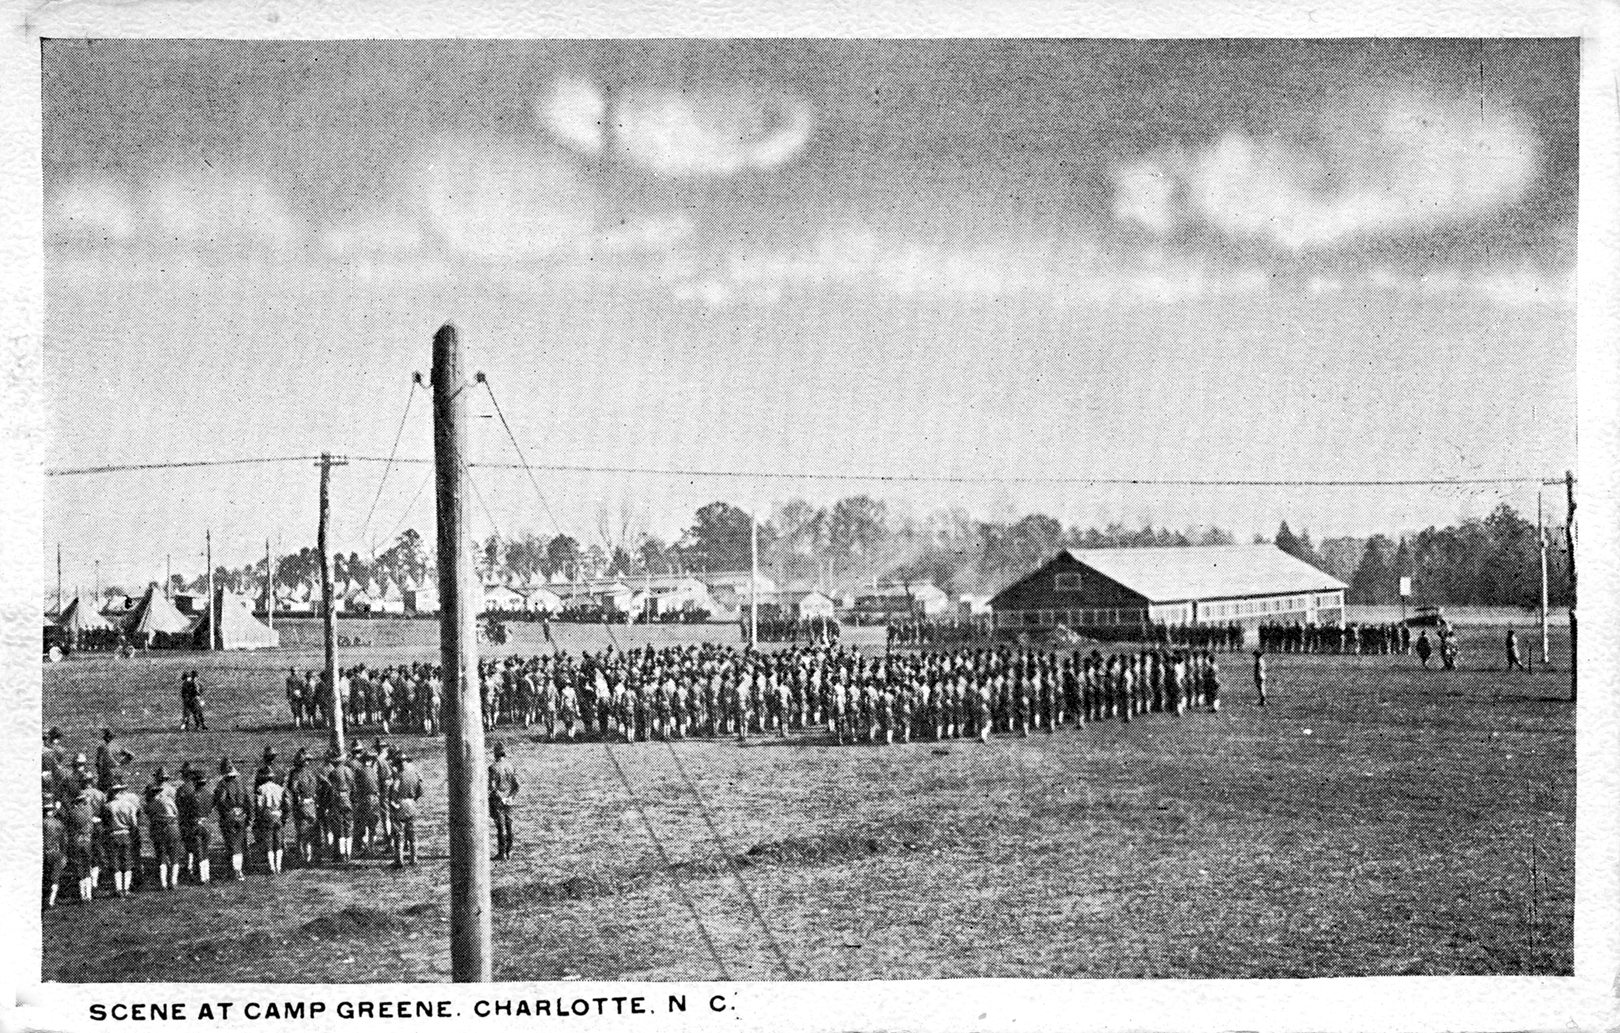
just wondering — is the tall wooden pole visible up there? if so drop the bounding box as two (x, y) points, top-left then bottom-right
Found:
(265, 538), (274, 632)
(1565, 471), (1576, 702)
(206, 530), (214, 652)
(432, 322), (493, 982)
(55, 544), (61, 614)
(749, 508), (759, 647)
(1537, 489), (1550, 667)
(317, 453), (347, 754)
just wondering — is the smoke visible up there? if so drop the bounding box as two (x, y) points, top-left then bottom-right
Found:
(1111, 90), (1540, 249)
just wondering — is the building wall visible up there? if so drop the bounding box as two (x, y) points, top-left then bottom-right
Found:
(990, 553), (1152, 616)
(991, 554), (1347, 631)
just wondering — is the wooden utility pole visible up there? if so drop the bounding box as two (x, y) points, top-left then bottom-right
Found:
(749, 508), (759, 647)
(317, 453), (348, 753)
(432, 322), (493, 982)
(265, 538), (274, 633)
(1565, 471), (1576, 702)
(1537, 489), (1550, 667)
(55, 544), (61, 614)
(206, 530), (214, 652)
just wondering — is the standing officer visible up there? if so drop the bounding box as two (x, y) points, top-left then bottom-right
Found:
(487, 742), (520, 861)
(1252, 649), (1267, 707)
(100, 778), (141, 898)
(211, 757), (251, 881)
(389, 748), (423, 868)
(144, 766), (181, 891)
(286, 748), (322, 866)
(176, 763), (211, 884)
(1505, 629), (1527, 672)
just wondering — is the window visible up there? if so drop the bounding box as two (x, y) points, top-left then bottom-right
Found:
(1055, 572), (1082, 592)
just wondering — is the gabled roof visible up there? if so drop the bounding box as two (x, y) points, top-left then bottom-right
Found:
(125, 585), (195, 636)
(1062, 545), (1347, 603)
(57, 595), (115, 632)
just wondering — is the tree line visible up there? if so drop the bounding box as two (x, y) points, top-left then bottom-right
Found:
(131, 497), (1570, 612)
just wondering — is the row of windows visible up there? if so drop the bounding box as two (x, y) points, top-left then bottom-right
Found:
(1200, 592), (1342, 620)
(997, 608), (1150, 628)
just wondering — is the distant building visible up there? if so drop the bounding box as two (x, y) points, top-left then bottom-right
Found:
(989, 545), (1347, 634)
(776, 590), (835, 621)
(851, 582), (951, 619)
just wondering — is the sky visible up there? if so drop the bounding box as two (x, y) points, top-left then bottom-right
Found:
(40, 39), (1578, 591)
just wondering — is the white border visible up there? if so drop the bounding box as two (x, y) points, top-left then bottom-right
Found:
(3, 2), (1615, 1031)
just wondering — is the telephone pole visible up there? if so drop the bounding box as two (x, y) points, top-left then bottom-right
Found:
(1565, 471), (1576, 702)
(749, 508), (759, 648)
(317, 452), (349, 753)
(432, 322), (493, 982)
(1537, 489), (1550, 666)
(205, 530), (214, 652)
(265, 538), (274, 633)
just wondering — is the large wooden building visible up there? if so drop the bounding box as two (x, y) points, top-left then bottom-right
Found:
(989, 544), (1347, 634)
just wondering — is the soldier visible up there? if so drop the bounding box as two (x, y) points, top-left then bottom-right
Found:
(43, 798), (66, 908)
(100, 778), (141, 898)
(253, 766), (287, 875)
(1505, 629), (1527, 672)
(64, 784), (98, 902)
(212, 757), (251, 881)
(488, 742), (520, 861)
(286, 748), (322, 866)
(352, 747), (382, 858)
(176, 763), (211, 884)
(95, 728), (132, 793)
(1415, 629), (1433, 668)
(145, 766), (182, 891)
(182, 671), (208, 730)
(388, 748), (423, 868)
(324, 747), (355, 863)
(286, 667), (306, 729)
(1252, 649), (1267, 707)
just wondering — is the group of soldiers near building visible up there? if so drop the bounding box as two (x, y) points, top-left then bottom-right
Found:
(885, 617), (992, 648)
(747, 613), (842, 646)
(1030, 621), (1248, 651)
(41, 727), (428, 907)
(424, 642), (1226, 746)
(1257, 620), (1411, 655)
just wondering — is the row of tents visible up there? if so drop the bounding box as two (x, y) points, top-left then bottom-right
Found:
(51, 585), (280, 651)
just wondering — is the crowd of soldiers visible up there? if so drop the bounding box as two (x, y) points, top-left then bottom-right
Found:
(885, 617), (992, 648)
(414, 642), (1226, 745)
(751, 614), (842, 645)
(1257, 620), (1411, 655)
(41, 727), (428, 907)
(284, 664), (445, 736)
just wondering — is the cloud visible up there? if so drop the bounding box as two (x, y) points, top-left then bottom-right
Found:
(47, 177), (136, 240)
(320, 209), (424, 256)
(141, 170), (299, 248)
(540, 77), (608, 155)
(665, 222), (1272, 308)
(48, 169), (298, 249)
(539, 79), (813, 177)
(1111, 91), (1540, 249)
(413, 138), (597, 259)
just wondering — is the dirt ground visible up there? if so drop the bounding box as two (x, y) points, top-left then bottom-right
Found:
(40, 617), (1574, 982)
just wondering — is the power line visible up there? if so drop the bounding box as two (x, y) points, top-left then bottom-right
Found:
(347, 456), (1565, 489)
(46, 455), (322, 477)
(44, 453), (1572, 490)
(358, 378), (419, 548)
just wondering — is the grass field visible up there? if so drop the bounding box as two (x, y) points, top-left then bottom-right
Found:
(40, 616), (1574, 982)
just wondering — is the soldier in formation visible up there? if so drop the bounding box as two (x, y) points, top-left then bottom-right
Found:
(1256, 620), (1409, 656)
(39, 726), (430, 906)
(337, 641), (1228, 749)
